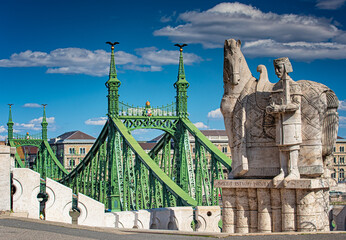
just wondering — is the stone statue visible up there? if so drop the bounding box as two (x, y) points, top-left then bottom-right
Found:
(221, 39), (339, 180)
(266, 57), (302, 184)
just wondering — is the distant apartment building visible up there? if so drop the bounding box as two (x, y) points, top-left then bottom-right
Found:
(332, 137), (346, 183)
(189, 130), (231, 160)
(49, 131), (95, 171)
(140, 129), (231, 163)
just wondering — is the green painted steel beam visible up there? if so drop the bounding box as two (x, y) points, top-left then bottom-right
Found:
(43, 140), (69, 175)
(59, 121), (109, 183)
(111, 117), (197, 207)
(181, 119), (232, 170)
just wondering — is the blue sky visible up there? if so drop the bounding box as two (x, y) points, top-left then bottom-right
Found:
(1, 0), (346, 140)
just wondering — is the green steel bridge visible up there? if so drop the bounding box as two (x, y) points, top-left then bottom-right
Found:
(7, 43), (232, 212)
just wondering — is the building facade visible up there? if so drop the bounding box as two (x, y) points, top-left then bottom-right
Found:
(49, 131), (95, 171)
(332, 137), (346, 183)
(189, 130), (231, 160)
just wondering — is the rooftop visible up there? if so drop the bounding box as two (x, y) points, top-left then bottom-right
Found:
(50, 130), (96, 144)
(56, 131), (95, 140)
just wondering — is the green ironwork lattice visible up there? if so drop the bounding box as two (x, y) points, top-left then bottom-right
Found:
(11, 43), (232, 212)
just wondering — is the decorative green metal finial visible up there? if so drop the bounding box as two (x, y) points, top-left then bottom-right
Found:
(106, 41), (120, 81)
(41, 104), (48, 140)
(106, 42), (121, 118)
(174, 44), (189, 118)
(174, 44), (188, 83)
(7, 104), (14, 139)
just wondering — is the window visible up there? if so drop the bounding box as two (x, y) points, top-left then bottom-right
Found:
(340, 146), (345, 152)
(340, 157), (345, 164)
(333, 147), (336, 152)
(222, 147), (228, 153)
(334, 157), (337, 163)
(69, 148), (75, 154)
(69, 159), (75, 167)
(331, 170), (336, 179)
(80, 148), (86, 154)
(339, 169), (344, 180)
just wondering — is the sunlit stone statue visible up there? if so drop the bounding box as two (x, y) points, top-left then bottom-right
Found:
(220, 39), (339, 180)
(215, 39), (339, 233)
(266, 57), (302, 184)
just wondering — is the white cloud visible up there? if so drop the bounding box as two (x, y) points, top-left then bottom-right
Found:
(134, 47), (202, 66)
(242, 39), (346, 60)
(339, 116), (346, 129)
(339, 100), (346, 110)
(0, 135), (6, 141)
(13, 117), (55, 132)
(30, 117), (55, 124)
(316, 0), (346, 10)
(15, 123), (35, 129)
(208, 108), (223, 119)
(194, 122), (208, 129)
(85, 117), (107, 126)
(0, 46), (202, 76)
(340, 116), (346, 123)
(23, 103), (41, 108)
(160, 11), (176, 23)
(154, 2), (346, 60)
(132, 129), (149, 135)
(0, 125), (7, 133)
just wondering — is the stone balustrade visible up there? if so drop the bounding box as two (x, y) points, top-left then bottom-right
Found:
(4, 160), (220, 232)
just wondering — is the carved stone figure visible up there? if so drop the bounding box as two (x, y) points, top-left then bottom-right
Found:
(267, 57), (302, 184)
(221, 39), (339, 179)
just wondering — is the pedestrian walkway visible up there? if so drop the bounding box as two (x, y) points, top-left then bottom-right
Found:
(0, 216), (345, 240)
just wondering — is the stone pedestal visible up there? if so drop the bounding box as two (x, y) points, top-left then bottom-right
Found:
(215, 179), (333, 233)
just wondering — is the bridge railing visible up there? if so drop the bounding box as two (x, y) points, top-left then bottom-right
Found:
(119, 101), (176, 117)
(13, 133), (42, 140)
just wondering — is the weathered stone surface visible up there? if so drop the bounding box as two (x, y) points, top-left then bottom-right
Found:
(221, 39), (339, 179)
(195, 206), (221, 233)
(104, 212), (117, 228)
(257, 189), (271, 233)
(221, 188), (236, 233)
(235, 189), (249, 233)
(148, 208), (171, 229)
(218, 180), (331, 233)
(77, 193), (105, 227)
(0, 146), (12, 212)
(215, 179), (332, 189)
(114, 211), (136, 228)
(135, 210), (151, 229)
(167, 207), (193, 231)
(281, 189), (296, 232)
(12, 168), (40, 219)
(45, 178), (72, 224)
(271, 189), (281, 232)
(248, 189), (258, 233)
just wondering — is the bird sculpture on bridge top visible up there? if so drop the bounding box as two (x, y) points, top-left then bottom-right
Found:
(174, 43), (187, 51)
(106, 41), (119, 49)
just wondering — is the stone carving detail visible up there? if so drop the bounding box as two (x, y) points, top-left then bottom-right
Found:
(221, 39), (339, 179)
(215, 179), (334, 233)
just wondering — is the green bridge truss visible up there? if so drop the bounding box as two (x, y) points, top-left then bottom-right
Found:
(7, 104), (68, 180)
(7, 44), (232, 212)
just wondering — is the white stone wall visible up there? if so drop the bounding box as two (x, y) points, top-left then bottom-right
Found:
(7, 166), (222, 232)
(78, 193), (105, 227)
(195, 206), (221, 232)
(12, 168), (41, 219)
(45, 177), (72, 223)
(0, 146), (13, 212)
